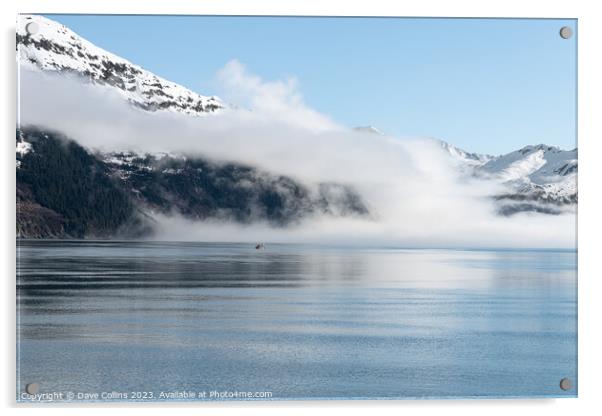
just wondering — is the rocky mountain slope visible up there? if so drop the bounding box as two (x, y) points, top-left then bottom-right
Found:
(17, 14), (224, 115)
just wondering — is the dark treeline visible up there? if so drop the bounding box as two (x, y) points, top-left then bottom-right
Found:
(16, 128), (369, 239)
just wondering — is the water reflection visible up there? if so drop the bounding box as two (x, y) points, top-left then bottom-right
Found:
(17, 241), (577, 400)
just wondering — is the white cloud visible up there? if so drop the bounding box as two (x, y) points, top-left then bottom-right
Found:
(18, 66), (576, 248)
(216, 59), (340, 132)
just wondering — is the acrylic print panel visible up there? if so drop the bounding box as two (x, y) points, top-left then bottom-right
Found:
(16, 14), (577, 402)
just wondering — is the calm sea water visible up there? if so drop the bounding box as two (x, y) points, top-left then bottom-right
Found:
(16, 241), (577, 401)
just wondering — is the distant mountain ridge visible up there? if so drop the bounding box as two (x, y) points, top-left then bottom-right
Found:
(439, 141), (577, 215)
(353, 126), (385, 135)
(437, 140), (494, 166)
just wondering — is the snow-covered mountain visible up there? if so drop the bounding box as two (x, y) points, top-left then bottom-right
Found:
(16, 14), (577, 225)
(476, 144), (577, 214)
(17, 14), (225, 116)
(479, 144), (577, 184)
(437, 140), (576, 214)
(438, 140), (494, 166)
(353, 126), (385, 135)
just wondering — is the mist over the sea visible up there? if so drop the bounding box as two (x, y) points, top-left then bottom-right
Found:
(18, 63), (576, 248)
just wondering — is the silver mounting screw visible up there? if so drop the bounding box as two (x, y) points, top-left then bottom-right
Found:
(559, 26), (573, 39)
(25, 22), (39, 35)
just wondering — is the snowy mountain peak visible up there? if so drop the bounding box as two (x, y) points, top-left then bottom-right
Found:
(476, 144), (577, 213)
(518, 144), (563, 155)
(17, 14), (225, 116)
(353, 126), (384, 135)
(437, 140), (493, 166)
(480, 145), (577, 183)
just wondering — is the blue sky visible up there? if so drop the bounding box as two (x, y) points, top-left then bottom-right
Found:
(44, 15), (576, 155)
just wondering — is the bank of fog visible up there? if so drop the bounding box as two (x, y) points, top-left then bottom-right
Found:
(19, 67), (575, 248)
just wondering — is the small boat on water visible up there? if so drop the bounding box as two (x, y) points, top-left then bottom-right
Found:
(255, 243), (265, 250)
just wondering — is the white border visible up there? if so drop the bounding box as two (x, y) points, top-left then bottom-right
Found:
(2, 1), (601, 415)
